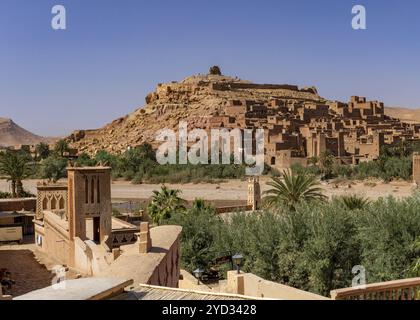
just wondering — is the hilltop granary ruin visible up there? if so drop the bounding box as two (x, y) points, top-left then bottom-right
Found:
(67, 72), (420, 170)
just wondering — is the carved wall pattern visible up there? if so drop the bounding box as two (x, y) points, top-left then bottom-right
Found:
(111, 231), (137, 248)
(36, 189), (68, 220)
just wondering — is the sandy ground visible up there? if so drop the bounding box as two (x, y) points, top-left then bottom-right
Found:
(0, 177), (417, 202)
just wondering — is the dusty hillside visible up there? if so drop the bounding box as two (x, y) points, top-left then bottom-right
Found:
(385, 106), (420, 124)
(68, 73), (324, 154)
(0, 118), (53, 147)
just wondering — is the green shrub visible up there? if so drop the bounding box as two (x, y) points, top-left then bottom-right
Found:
(166, 206), (220, 272)
(356, 195), (420, 282)
(39, 155), (67, 182)
(0, 191), (12, 199)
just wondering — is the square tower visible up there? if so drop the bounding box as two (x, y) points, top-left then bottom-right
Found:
(247, 176), (261, 210)
(67, 167), (112, 247)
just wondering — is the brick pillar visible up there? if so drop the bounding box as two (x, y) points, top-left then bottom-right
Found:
(226, 270), (245, 295)
(138, 222), (152, 253)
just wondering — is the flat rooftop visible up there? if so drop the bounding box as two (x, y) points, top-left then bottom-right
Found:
(14, 278), (133, 300)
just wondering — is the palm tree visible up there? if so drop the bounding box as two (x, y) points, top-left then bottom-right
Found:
(339, 194), (370, 210)
(0, 151), (32, 198)
(147, 186), (186, 225)
(263, 169), (327, 210)
(35, 142), (50, 160)
(54, 139), (69, 157)
(191, 198), (214, 211)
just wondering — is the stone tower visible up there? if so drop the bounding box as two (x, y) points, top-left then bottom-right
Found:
(247, 176), (261, 210)
(413, 153), (420, 185)
(67, 167), (112, 264)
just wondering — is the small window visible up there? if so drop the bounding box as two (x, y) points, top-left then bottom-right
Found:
(97, 177), (100, 204)
(91, 177), (95, 203)
(59, 197), (65, 210)
(42, 197), (48, 210)
(85, 177), (89, 204)
(51, 198), (57, 210)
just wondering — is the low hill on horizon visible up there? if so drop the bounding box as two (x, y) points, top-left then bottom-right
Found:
(0, 117), (55, 147)
(384, 106), (420, 124)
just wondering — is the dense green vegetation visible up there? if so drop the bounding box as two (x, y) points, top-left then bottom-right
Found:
(164, 190), (420, 297)
(3, 138), (420, 190)
(40, 142), (246, 184)
(1, 141), (247, 188)
(291, 140), (420, 182)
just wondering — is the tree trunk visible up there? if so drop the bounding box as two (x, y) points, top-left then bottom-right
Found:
(16, 180), (23, 198)
(11, 180), (17, 198)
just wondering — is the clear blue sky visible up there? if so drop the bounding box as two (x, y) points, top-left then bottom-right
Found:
(1, 0), (419, 136)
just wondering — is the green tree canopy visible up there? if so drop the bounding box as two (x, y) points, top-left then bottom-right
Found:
(0, 150), (33, 197)
(263, 169), (327, 210)
(147, 185), (186, 225)
(54, 139), (70, 157)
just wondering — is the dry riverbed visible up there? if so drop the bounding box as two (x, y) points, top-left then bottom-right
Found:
(0, 177), (417, 203)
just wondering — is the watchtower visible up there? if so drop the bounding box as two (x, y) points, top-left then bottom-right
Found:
(67, 167), (112, 264)
(247, 176), (261, 210)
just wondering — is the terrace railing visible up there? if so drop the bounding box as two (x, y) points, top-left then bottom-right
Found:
(330, 278), (420, 300)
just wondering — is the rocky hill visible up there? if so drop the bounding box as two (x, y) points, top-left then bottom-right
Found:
(68, 73), (325, 154)
(0, 118), (53, 147)
(67, 71), (420, 155)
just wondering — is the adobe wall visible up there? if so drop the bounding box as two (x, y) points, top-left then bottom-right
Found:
(212, 82), (299, 91)
(41, 214), (70, 265)
(0, 198), (36, 212)
(147, 231), (181, 288)
(225, 271), (329, 300)
(178, 269), (213, 292)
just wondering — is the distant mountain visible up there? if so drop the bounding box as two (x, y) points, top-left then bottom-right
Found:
(0, 117), (54, 147)
(385, 107), (420, 124)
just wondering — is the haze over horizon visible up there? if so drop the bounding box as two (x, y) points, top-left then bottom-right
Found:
(1, 0), (420, 137)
